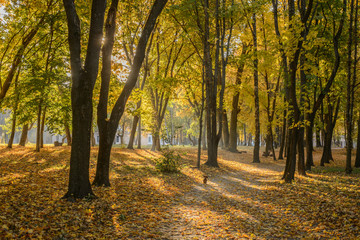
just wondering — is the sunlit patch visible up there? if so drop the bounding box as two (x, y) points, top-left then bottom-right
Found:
(39, 165), (66, 174)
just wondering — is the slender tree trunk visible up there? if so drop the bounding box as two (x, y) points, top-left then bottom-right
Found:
(202, 116), (207, 150)
(252, 12), (260, 163)
(305, 121), (314, 170)
(137, 116), (141, 149)
(346, 0), (355, 174)
(355, 118), (360, 168)
(128, 116), (138, 149)
(40, 106), (46, 148)
(243, 124), (247, 146)
(8, 67), (21, 148)
(36, 102), (42, 152)
(94, 0), (167, 186)
(197, 73), (205, 168)
(8, 113), (17, 148)
(222, 110), (229, 149)
(65, 123), (72, 146)
(278, 110), (286, 159)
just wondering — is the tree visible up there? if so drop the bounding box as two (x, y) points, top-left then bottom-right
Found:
(93, 0), (168, 187)
(62, 0), (107, 199)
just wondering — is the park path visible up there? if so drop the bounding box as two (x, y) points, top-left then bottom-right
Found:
(157, 151), (287, 239)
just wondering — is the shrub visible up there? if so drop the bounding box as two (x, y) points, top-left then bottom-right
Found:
(155, 150), (182, 173)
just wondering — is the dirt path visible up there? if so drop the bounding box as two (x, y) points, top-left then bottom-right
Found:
(159, 151), (287, 239)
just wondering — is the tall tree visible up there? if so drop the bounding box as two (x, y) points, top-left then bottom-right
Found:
(93, 0), (168, 186)
(62, 0), (107, 199)
(251, 11), (260, 163)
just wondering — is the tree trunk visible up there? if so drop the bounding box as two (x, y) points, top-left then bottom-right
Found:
(94, 0), (167, 186)
(320, 98), (340, 166)
(222, 110), (229, 149)
(202, 116), (207, 150)
(204, 0), (219, 167)
(346, 0), (355, 174)
(305, 122), (314, 170)
(65, 123), (72, 146)
(36, 102), (42, 152)
(315, 126), (321, 147)
(355, 118), (360, 168)
(252, 12), (260, 163)
(8, 68), (21, 148)
(62, 0), (107, 199)
(40, 106), (47, 148)
(297, 128), (306, 175)
(137, 116), (141, 149)
(128, 115), (139, 149)
(19, 124), (29, 146)
(278, 110), (286, 159)
(229, 52), (246, 152)
(8, 113), (17, 148)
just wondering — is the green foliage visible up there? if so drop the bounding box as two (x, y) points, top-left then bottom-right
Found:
(155, 149), (182, 173)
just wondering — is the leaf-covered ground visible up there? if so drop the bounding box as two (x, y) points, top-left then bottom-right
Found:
(0, 145), (359, 239)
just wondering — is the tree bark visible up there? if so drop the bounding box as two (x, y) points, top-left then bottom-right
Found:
(346, 0), (355, 174)
(355, 118), (360, 168)
(36, 102), (42, 152)
(252, 12), (260, 163)
(19, 124), (29, 146)
(320, 98), (340, 166)
(7, 68), (21, 149)
(62, 0), (107, 199)
(93, 0), (168, 186)
(65, 123), (72, 146)
(222, 110), (230, 149)
(40, 106), (47, 148)
(128, 115), (139, 149)
(229, 49), (246, 152)
(137, 116), (142, 149)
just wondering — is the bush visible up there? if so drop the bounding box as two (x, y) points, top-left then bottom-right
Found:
(155, 150), (182, 173)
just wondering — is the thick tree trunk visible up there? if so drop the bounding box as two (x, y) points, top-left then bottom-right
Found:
(19, 124), (29, 146)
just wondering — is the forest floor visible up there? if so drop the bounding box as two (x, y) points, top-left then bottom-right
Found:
(0, 145), (360, 239)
